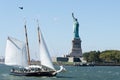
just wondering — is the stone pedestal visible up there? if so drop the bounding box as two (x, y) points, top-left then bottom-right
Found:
(69, 38), (82, 57)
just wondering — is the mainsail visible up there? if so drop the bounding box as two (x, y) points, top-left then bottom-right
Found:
(5, 37), (28, 67)
(38, 27), (55, 70)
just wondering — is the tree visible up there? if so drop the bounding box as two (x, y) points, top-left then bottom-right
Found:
(100, 50), (120, 63)
(83, 51), (101, 63)
(83, 52), (89, 62)
(83, 50), (120, 63)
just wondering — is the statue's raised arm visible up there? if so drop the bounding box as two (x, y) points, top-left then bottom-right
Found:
(72, 13), (76, 20)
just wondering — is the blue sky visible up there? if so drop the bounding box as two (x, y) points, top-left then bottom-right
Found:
(0, 0), (120, 59)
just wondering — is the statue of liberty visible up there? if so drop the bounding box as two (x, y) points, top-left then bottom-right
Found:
(72, 13), (79, 39)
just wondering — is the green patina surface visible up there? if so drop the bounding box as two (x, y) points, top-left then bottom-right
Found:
(72, 13), (79, 39)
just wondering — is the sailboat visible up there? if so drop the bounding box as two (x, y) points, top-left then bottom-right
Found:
(5, 23), (64, 76)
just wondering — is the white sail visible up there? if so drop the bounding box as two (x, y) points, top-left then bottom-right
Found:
(39, 29), (55, 70)
(5, 37), (28, 67)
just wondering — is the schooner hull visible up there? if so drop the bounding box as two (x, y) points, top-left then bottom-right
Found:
(10, 71), (57, 77)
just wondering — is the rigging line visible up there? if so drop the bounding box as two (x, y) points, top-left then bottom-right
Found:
(8, 37), (21, 50)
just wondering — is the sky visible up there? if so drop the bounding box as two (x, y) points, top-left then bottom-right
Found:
(0, 0), (120, 60)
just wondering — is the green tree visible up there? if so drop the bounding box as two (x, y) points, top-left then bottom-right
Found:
(83, 52), (89, 62)
(100, 50), (120, 63)
(83, 50), (120, 63)
(83, 51), (101, 63)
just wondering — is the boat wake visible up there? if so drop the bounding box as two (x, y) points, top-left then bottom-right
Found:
(2, 73), (9, 77)
(56, 65), (66, 73)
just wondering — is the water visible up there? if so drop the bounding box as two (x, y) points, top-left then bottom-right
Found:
(0, 64), (120, 80)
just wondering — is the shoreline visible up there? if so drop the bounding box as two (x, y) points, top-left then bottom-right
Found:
(2, 61), (120, 66)
(53, 62), (120, 66)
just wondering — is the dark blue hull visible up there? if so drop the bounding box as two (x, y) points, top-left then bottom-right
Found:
(10, 71), (57, 77)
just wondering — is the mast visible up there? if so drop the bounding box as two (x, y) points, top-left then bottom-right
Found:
(37, 20), (40, 44)
(24, 23), (31, 65)
(37, 20), (41, 66)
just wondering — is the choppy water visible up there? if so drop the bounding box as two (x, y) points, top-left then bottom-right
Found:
(0, 64), (120, 80)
